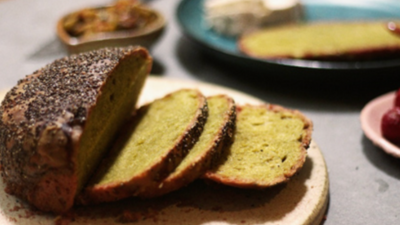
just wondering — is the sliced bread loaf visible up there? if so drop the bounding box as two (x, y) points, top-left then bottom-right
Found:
(78, 89), (208, 204)
(0, 46), (152, 213)
(204, 104), (312, 188)
(137, 95), (236, 198)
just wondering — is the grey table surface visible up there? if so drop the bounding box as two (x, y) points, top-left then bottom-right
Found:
(1, 0), (400, 224)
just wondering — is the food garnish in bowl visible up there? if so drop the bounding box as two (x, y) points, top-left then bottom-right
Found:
(63, 0), (156, 38)
(381, 89), (400, 145)
(381, 108), (400, 145)
(57, 0), (166, 53)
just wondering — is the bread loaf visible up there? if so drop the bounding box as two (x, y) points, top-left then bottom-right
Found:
(78, 89), (208, 204)
(204, 104), (312, 188)
(0, 46), (152, 213)
(137, 95), (236, 198)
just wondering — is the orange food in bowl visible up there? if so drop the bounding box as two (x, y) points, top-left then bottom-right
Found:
(63, 0), (157, 37)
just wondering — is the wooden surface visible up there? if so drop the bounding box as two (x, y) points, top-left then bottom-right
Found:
(0, 76), (329, 225)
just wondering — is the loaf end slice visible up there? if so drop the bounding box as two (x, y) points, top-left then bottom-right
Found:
(204, 104), (312, 188)
(0, 46), (152, 213)
(137, 95), (236, 198)
(78, 89), (208, 205)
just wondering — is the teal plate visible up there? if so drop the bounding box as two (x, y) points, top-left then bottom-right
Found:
(176, 0), (400, 82)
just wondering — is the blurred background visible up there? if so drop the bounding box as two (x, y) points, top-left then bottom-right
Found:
(1, 0), (400, 224)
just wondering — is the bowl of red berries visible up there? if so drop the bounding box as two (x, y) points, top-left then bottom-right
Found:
(361, 89), (400, 158)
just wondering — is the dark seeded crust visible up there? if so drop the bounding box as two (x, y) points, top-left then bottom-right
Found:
(137, 95), (236, 198)
(77, 89), (208, 205)
(238, 21), (400, 61)
(0, 46), (151, 213)
(204, 104), (313, 189)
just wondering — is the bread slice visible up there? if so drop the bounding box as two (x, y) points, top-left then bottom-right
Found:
(204, 104), (312, 188)
(0, 46), (152, 213)
(78, 89), (208, 205)
(238, 21), (400, 60)
(137, 95), (236, 198)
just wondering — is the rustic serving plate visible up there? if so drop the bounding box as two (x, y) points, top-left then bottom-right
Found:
(57, 4), (166, 54)
(0, 76), (329, 225)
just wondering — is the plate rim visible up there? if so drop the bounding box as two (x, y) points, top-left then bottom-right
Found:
(0, 76), (330, 225)
(176, 0), (400, 72)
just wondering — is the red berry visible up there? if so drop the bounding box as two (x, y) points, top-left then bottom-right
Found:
(381, 107), (400, 144)
(394, 89), (400, 107)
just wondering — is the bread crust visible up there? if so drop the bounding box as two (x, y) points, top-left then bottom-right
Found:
(204, 104), (313, 189)
(137, 95), (236, 198)
(0, 46), (152, 213)
(77, 89), (209, 205)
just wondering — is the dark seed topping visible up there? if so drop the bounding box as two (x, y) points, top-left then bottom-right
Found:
(0, 46), (141, 196)
(1, 46), (138, 141)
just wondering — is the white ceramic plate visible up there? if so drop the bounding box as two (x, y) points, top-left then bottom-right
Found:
(360, 91), (400, 158)
(0, 77), (329, 225)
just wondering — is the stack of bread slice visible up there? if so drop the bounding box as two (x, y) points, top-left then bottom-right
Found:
(78, 88), (313, 205)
